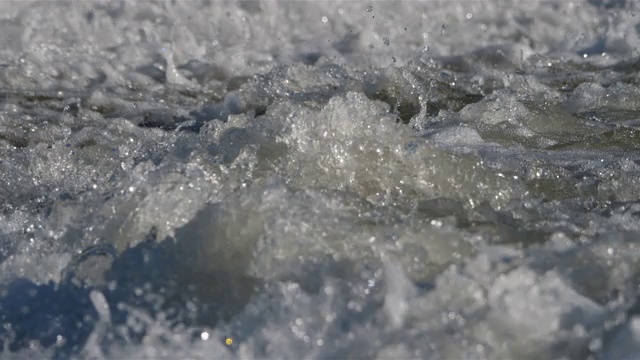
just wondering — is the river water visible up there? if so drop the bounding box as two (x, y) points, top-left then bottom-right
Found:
(2, 1), (640, 359)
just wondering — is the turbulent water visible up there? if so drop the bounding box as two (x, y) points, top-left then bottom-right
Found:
(3, 0), (640, 358)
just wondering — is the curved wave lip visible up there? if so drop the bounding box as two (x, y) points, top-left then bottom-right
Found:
(1, 1), (640, 359)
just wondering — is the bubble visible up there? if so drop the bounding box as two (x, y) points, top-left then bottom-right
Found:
(321, 16), (328, 23)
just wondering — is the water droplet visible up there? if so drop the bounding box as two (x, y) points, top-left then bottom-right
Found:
(366, 5), (373, 12)
(466, 13), (473, 19)
(321, 16), (328, 23)
(383, 37), (390, 46)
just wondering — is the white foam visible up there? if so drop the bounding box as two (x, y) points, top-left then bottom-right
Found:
(1, 1), (640, 359)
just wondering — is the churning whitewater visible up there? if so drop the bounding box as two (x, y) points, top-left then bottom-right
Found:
(2, 0), (640, 358)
